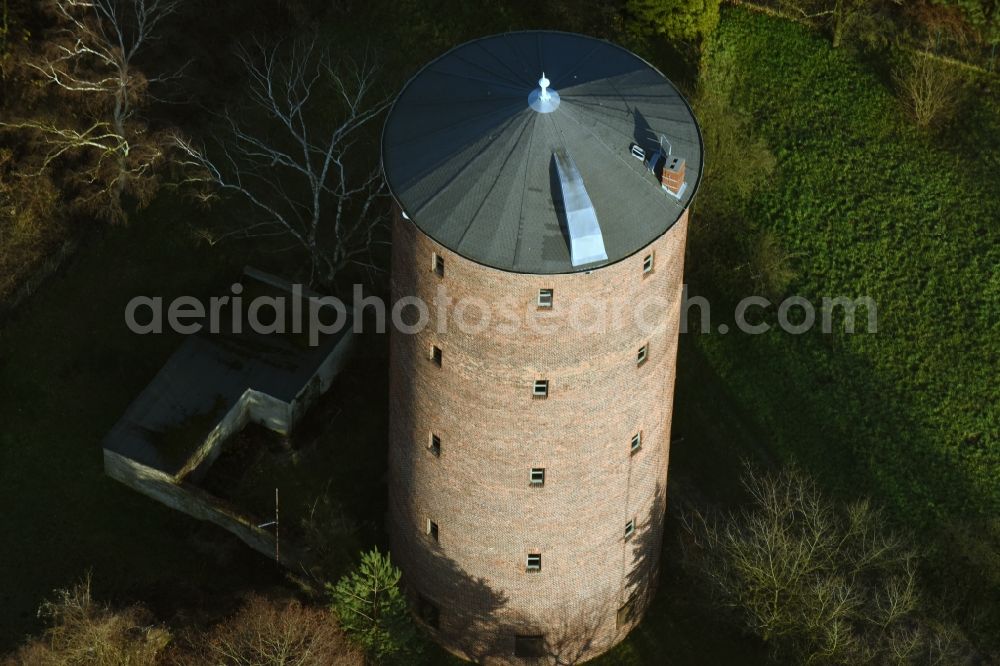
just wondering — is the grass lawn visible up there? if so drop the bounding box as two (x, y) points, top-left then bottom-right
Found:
(688, 5), (1000, 645)
(702, 7), (999, 522)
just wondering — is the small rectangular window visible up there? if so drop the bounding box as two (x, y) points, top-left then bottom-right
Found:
(426, 519), (439, 542)
(537, 288), (554, 308)
(432, 253), (444, 277)
(637, 344), (648, 366)
(617, 596), (637, 629)
(631, 432), (642, 455)
(429, 433), (441, 456)
(514, 634), (546, 658)
(624, 518), (636, 539)
(417, 595), (440, 629)
(533, 379), (549, 398)
(431, 345), (442, 366)
(526, 553), (542, 572)
(530, 468), (545, 486)
(643, 253), (654, 275)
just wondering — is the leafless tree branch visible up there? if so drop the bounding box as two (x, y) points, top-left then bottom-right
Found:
(678, 463), (978, 664)
(173, 36), (389, 286)
(0, 0), (182, 222)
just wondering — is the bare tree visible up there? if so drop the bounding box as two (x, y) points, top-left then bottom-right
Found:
(173, 37), (390, 287)
(187, 594), (363, 666)
(778, 0), (900, 49)
(894, 50), (965, 130)
(1, 0), (181, 222)
(678, 463), (977, 665)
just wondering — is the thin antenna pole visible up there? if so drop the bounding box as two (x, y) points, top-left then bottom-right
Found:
(274, 487), (280, 564)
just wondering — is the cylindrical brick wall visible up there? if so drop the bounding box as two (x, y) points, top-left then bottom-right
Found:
(388, 208), (689, 664)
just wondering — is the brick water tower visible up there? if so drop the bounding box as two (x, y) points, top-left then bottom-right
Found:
(382, 31), (702, 664)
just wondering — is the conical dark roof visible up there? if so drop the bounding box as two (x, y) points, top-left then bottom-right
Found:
(381, 31), (703, 275)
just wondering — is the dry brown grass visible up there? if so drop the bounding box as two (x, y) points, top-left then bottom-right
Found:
(3, 578), (363, 666)
(2, 575), (171, 666)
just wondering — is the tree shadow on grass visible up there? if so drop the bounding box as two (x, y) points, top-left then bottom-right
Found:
(681, 324), (1000, 650)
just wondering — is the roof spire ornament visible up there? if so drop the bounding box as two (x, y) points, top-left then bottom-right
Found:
(529, 71), (560, 113)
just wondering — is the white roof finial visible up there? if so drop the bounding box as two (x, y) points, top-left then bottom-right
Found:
(528, 71), (560, 113)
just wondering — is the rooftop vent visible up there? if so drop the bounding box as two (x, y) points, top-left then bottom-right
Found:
(629, 135), (688, 199)
(553, 148), (608, 267)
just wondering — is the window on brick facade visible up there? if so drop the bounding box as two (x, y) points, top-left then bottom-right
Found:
(624, 518), (636, 539)
(533, 379), (549, 398)
(526, 553), (542, 572)
(417, 595), (440, 629)
(617, 596), (637, 629)
(514, 635), (546, 658)
(429, 433), (441, 456)
(537, 288), (553, 308)
(430, 345), (442, 366)
(631, 432), (642, 455)
(637, 344), (648, 366)
(432, 253), (444, 277)
(643, 252), (654, 275)
(426, 519), (438, 542)
(530, 468), (545, 486)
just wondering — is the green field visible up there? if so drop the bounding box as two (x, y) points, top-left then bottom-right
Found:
(700, 8), (999, 522)
(680, 6), (1000, 648)
(0, 2), (997, 662)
